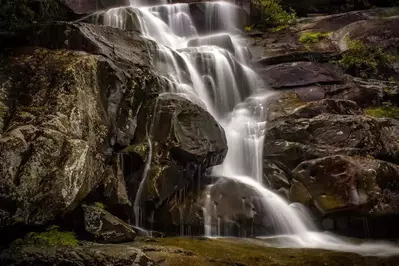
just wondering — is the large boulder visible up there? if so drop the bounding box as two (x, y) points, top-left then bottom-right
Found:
(125, 93), (227, 229)
(291, 155), (399, 216)
(0, 22), (161, 229)
(82, 204), (136, 243)
(0, 49), (110, 227)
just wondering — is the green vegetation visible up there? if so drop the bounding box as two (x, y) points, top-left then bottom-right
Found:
(378, 6), (399, 17)
(0, 0), (66, 33)
(338, 38), (398, 78)
(250, 0), (296, 31)
(299, 32), (332, 44)
(94, 202), (105, 209)
(364, 102), (399, 119)
(244, 25), (255, 32)
(0, 0), (34, 32)
(14, 226), (78, 247)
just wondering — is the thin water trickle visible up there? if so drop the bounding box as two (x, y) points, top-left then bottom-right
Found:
(95, 0), (399, 256)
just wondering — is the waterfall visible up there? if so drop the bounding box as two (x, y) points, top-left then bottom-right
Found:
(95, 1), (399, 256)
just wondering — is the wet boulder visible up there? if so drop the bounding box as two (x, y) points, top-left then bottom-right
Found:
(82, 204), (136, 243)
(93, 7), (142, 32)
(263, 160), (292, 196)
(125, 93), (227, 227)
(188, 34), (235, 54)
(291, 155), (399, 216)
(135, 93), (227, 169)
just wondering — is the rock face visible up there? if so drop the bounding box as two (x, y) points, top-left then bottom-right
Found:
(0, 243), (153, 266)
(82, 205), (136, 243)
(0, 49), (111, 227)
(0, 21), (161, 230)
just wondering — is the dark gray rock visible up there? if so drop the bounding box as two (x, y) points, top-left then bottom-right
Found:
(82, 205), (136, 243)
(258, 62), (344, 89)
(125, 93), (227, 230)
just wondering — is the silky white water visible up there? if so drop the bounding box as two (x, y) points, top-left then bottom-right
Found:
(95, 0), (399, 257)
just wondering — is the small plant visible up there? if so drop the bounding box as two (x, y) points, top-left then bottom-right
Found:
(251, 0), (296, 30)
(364, 102), (399, 119)
(338, 38), (398, 78)
(299, 32), (332, 44)
(16, 225), (79, 247)
(94, 202), (105, 209)
(244, 25), (254, 32)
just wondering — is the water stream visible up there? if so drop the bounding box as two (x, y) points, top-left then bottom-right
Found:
(95, 0), (399, 256)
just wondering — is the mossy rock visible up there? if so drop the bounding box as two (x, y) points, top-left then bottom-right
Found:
(82, 205), (136, 243)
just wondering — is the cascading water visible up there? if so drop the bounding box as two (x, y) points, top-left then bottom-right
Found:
(95, 0), (399, 256)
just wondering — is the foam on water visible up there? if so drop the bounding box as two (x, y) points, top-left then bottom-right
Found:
(95, 0), (399, 256)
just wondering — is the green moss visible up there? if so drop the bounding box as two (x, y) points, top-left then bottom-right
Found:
(270, 24), (290, 33)
(135, 237), (397, 266)
(378, 6), (399, 17)
(94, 202), (105, 209)
(16, 226), (78, 247)
(244, 25), (254, 32)
(124, 143), (148, 157)
(364, 103), (399, 119)
(299, 32), (332, 44)
(0, 103), (6, 117)
(337, 38), (398, 78)
(18, 111), (34, 119)
(316, 194), (347, 211)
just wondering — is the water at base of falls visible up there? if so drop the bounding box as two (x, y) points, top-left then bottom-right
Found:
(94, 0), (399, 257)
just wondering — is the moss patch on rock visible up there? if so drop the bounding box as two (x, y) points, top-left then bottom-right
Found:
(299, 32), (332, 44)
(14, 226), (78, 247)
(364, 103), (399, 119)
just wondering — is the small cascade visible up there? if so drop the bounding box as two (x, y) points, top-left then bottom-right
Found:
(94, 0), (399, 257)
(133, 98), (159, 228)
